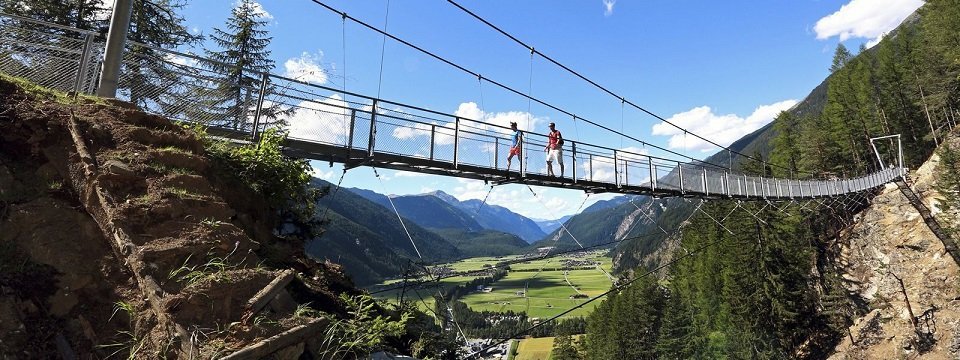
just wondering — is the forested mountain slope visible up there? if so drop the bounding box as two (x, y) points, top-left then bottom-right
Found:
(581, 2), (960, 358)
(307, 179), (462, 286)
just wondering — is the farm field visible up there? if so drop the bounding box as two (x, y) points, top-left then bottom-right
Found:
(514, 337), (555, 360)
(368, 251), (614, 319)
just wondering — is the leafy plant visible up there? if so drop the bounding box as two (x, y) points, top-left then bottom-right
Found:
(313, 294), (411, 359)
(167, 253), (236, 287)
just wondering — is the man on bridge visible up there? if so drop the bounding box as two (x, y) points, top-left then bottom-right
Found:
(546, 122), (564, 177)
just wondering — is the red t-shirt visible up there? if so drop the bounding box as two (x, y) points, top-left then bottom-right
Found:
(547, 130), (562, 149)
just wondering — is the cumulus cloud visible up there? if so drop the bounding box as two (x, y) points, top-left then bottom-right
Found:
(284, 52), (328, 85)
(282, 94), (352, 144)
(241, 0), (273, 20)
(602, 0), (616, 17)
(814, 0), (922, 44)
(578, 146), (651, 184)
(164, 53), (199, 68)
(311, 167), (334, 180)
(389, 101), (547, 155)
(652, 100), (798, 153)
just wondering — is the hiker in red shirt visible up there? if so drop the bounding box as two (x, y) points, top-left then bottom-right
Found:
(545, 122), (564, 177)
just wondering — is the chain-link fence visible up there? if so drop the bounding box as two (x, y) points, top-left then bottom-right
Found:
(0, 13), (102, 93)
(0, 12), (907, 200)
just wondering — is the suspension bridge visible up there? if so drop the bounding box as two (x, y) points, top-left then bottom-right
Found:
(2, 4), (952, 359)
(0, 12), (905, 203)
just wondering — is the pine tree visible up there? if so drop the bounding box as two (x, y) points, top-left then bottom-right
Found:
(551, 334), (582, 360)
(120, 0), (202, 112)
(202, 0), (279, 130)
(770, 111), (802, 177)
(0, 0), (105, 31)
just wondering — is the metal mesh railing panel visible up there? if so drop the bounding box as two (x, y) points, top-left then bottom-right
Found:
(0, 12), (910, 201)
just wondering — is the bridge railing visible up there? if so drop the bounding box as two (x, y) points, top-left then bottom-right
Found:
(0, 12), (906, 199)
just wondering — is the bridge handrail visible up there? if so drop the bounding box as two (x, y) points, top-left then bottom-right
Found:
(0, 12), (908, 199)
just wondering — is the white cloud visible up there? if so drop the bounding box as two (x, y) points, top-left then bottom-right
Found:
(235, 0), (273, 20)
(164, 53), (199, 68)
(602, 0), (616, 17)
(311, 167), (334, 180)
(389, 101), (547, 152)
(651, 100), (798, 153)
(284, 52), (328, 85)
(814, 0), (922, 44)
(394, 171), (429, 178)
(282, 94), (352, 144)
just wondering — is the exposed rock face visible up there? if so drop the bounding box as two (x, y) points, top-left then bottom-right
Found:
(830, 137), (960, 359)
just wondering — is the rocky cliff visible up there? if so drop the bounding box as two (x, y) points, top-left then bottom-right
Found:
(829, 135), (960, 359)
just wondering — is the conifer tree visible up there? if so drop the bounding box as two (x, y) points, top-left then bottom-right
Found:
(551, 334), (582, 360)
(120, 0), (202, 111)
(202, 0), (278, 129)
(0, 0), (105, 31)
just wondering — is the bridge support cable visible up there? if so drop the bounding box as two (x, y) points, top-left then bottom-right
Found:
(442, 0), (820, 179)
(370, 165), (470, 342)
(369, 227), (675, 298)
(629, 197), (668, 235)
(526, 185), (585, 249)
(466, 199), (745, 359)
(303, 0), (765, 173)
(316, 169), (350, 229)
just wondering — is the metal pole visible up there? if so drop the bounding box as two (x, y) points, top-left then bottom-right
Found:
(74, 33), (94, 94)
(678, 162), (684, 194)
(368, 99), (378, 157)
(96, 0), (134, 98)
(702, 168), (708, 196)
(492, 137), (497, 169)
(613, 151), (620, 187)
(430, 125), (436, 161)
(649, 158), (656, 191)
(251, 73), (269, 142)
(453, 118), (460, 169)
(572, 142), (577, 183)
(347, 110), (356, 150)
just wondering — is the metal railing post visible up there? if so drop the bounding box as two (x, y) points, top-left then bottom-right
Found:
(722, 172), (729, 196)
(430, 125), (436, 161)
(798, 180), (804, 198)
(572, 142), (578, 183)
(74, 33), (94, 94)
(649, 157), (656, 191)
(614, 151), (621, 187)
(678, 162), (685, 194)
(520, 132), (526, 178)
(493, 137), (498, 169)
(702, 168), (708, 196)
(454, 117), (460, 169)
(759, 176), (765, 198)
(347, 109), (356, 150)
(368, 99), (378, 157)
(251, 72), (269, 142)
(624, 160), (629, 186)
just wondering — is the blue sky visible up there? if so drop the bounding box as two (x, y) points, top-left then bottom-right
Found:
(172, 0), (922, 220)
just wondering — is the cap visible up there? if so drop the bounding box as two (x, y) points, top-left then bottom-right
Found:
(548, 122), (555, 127)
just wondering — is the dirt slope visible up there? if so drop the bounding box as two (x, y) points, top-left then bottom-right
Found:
(829, 134), (960, 359)
(0, 76), (356, 358)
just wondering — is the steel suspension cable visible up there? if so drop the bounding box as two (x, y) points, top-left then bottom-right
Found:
(467, 201), (738, 358)
(442, 0), (816, 178)
(375, 0), (390, 99)
(304, 0), (738, 172)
